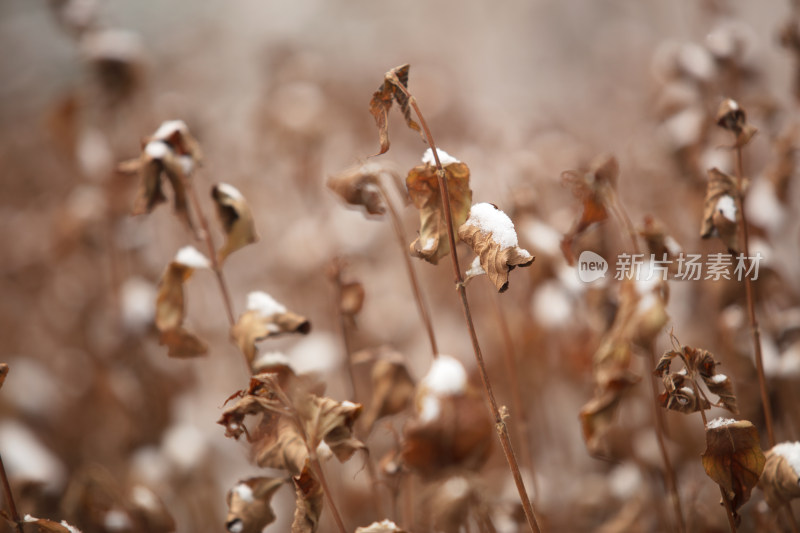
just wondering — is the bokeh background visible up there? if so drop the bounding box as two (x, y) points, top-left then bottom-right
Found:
(1, 0), (799, 531)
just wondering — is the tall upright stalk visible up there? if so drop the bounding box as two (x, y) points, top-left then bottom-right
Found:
(387, 73), (542, 533)
(376, 181), (439, 357)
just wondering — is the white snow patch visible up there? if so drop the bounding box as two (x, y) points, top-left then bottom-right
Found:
(716, 195), (737, 222)
(163, 424), (207, 472)
(120, 277), (155, 333)
(252, 351), (292, 371)
(531, 281), (572, 328)
(104, 509), (132, 531)
(422, 354), (467, 396)
(174, 246), (210, 269)
(233, 483), (254, 503)
(419, 395), (441, 423)
(609, 462), (642, 500)
(61, 521), (82, 533)
(216, 183), (244, 201)
(464, 202), (524, 249)
(465, 256), (485, 279)
(663, 107), (704, 148)
(422, 147), (460, 166)
(153, 120), (189, 141)
(711, 373), (728, 384)
(130, 485), (160, 512)
(442, 476), (470, 499)
(316, 440), (333, 461)
(678, 387), (695, 405)
(145, 140), (170, 159)
(707, 417), (738, 430)
(356, 521), (401, 533)
(520, 219), (561, 257)
(228, 520), (244, 533)
(0, 421), (66, 490)
(247, 291), (287, 316)
(178, 155), (194, 175)
(423, 237), (436, 251)
(771, 442), (800, 480)
(342, 400), (358, 409)
(677, 42), (716, 81)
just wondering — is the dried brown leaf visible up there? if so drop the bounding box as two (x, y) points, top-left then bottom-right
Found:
(0, 363), (7, 390)
(369, 64), (421, 156)
(701, 168), (739, 252)
(702, 419), (765, 519)
(655, 344), (738, 414)
(458, 203), (534, 292)
(759, 442), (800, 509)
(560, 154), (618, 265)
(579, 369), (640, 457)
(300, 396), (366, 462)
(231, 291), (311, 367)
(716, 98), (757, 147)
(255, 414), (309, 475)
(225, 477), (285, 533)
(212, 183), (259, 263)
(158, 327), (208, 358)
(362, 354), (416, 430)
(22, 516), (83, 533)
(291, 464), (323, 533)
(327, 164), (386, 216)
(406, 151), (472, 264)
(340, 281), (365, 317)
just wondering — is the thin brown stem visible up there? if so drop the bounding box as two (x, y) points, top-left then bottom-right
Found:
(308, 455), (348, 533)
(0, 454), (23, 533)
(491, 293), (538, 500)
(733, 144), (775, 447)
(647, 347), (686, 533)
(376, 181), (439, 357)
(388, 74), (542, 533)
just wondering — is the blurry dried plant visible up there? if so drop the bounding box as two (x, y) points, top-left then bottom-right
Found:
(759, 441), (800, 510)
(224, 477), (285, 533)
(212, 183), (259, 264)
(369, 64), (422, 155)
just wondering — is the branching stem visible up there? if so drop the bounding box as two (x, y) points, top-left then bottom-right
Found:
(387, 73), (542, 533)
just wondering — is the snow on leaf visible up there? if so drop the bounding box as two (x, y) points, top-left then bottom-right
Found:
(355, 519), (408, 533)
(406, 152), (472, 264)
(458, 203), (534, 292)
(759, 442), (800, 509)
(701, 168), (740, 252)
(23, 515), (83, 533)
(212, 183), (259, 263)
(224, 477), (285, 533)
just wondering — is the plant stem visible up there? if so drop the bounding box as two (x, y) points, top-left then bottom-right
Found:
(180, 170), (236, 328)
(376, 181), (439, 357)
(308, 454), (348, 533)
(647, 347), (685, 533)
(388, 74), (542, 533)
(698, 409), (737, 533)
(732, 144), (776, 447)
(491, 293), (538, 500)
(0, 455), (23, 533)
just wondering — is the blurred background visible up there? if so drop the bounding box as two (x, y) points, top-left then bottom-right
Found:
(1, 0), (799, 531)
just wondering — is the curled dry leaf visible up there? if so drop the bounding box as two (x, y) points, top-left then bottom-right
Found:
(23, 515), (83, 533)
(255, 413), (309, 475)
(458, 203), (534, 292)
(355, 520), (407, 533)
(702, 418), (765, 520)
(212, 183), (259, 263)
(231, 291), (311, 368)
(291, 463), (323, 533)
(560, 154), (619, 265)
(299, 395), (366, 462)
(155, 246), (210, 358)
(118, 120), (202, 230)
(716, 98), (757, 148)
(700, 168), (740, 253)
(362, 353), (416, 430)
(369, 63), (421, 156)
(327, 163), (386, 216)
(225, 477), (285, 533)
(759, 441), (800, 509)
(407, 148), (472, 264)
(654, 344), (738, 414)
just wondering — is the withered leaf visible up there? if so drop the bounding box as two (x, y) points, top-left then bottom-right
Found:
(225, 477), (285, 533)
(231, 291), (311, 367)
(22, 516), (83, 533)
(702, 419), (765, 519)
(339, 281), (365, 318)
(291, 464), (323, 533)
(355, 520), (408, 533)
(155, 246), (210, 358)
(407, 149), (472, 264)
(701, 168), (740, 252)
(402, 394), (493, 477)
(299, 396), (366, 463)
(657, 372), (710, 414)
(654, 344), (738, 414)
(120, 120), (202, 230)
(255, 414), (309, 475)
(458, 203), (534, 292)
(0, 363), (7, 390)
(362, 354), (416, 430)
(759, 442), (800, 509)
(716, 98), (757, 148)
(212, 183), (259, 263)
(327, 163), (386, 216)
(579, 368), (640, 457)
(369, 64), (421, 156)
(560, 154), (618, 265)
